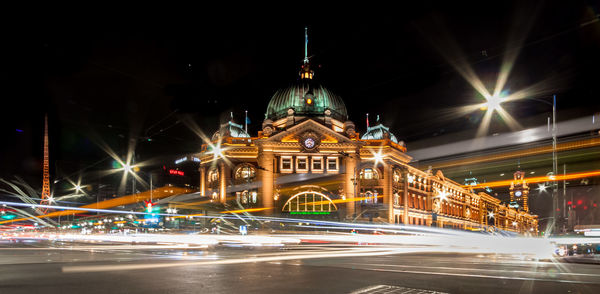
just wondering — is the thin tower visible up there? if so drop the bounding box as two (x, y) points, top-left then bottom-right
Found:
(299, 26), (314, 79)
(40, 115), (51, 212)
(304, 26), (309, 65)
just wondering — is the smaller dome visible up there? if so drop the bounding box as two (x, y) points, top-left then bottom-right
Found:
(361, 124), (399, 143)
(212, 121), (250, 141)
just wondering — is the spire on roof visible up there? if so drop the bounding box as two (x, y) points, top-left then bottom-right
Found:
(304, 26), (309, 65)
(299, 26), (314, 80)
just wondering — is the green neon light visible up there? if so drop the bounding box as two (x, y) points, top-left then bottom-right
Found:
(289, 211), (331, 215)
(1, 215), (16, 220)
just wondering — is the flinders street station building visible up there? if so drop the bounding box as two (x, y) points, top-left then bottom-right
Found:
(193, 36), (538, 235)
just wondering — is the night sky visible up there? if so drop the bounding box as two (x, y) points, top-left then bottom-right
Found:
(1, 1), (599, 185)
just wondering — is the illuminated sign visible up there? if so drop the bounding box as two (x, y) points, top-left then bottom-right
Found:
(169, 169), (185, 176)
(289, 211), (331, 215)
(192, 157), (200, 162)
(175, 157), (188, 164)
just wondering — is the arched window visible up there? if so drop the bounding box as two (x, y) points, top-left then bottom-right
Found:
(235, 164), (256, 180)
(393, 169), (402, 183)
(360, 168), (380, 180)
(208, 169), (219, 183)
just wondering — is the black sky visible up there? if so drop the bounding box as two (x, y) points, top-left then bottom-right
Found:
(1, 1), (599, 183)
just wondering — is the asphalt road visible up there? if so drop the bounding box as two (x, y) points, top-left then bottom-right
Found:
(1, 240), (599, 294)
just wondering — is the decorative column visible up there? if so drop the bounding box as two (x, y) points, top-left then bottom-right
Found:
(258, 150), (274, 214)
(344, 154), (358, 219)
(199, 166), (206, 196)
(219, 162), (228, 203)
(382, 162), (393, 223)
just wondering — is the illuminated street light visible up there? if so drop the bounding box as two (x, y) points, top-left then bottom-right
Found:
(209, 143), (226, 160)
(488, 211), (495, 219)
(536, 183), (547, 193)
(370, 150), (385, 166)
(481, 94), (503, 112)
(435, 188), (449, 201)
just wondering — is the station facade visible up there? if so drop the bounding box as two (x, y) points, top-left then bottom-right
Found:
(194, 38), (538, 235)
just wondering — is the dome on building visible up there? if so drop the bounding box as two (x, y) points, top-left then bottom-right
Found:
(212, 121), (250, 141)
(361, 124), (400, 143)
(265, 80), (348, 121)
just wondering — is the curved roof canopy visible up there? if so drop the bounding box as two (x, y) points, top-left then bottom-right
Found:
(265, 80), (348, 121)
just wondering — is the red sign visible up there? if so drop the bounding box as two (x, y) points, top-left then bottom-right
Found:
(168, 169), (184, 176)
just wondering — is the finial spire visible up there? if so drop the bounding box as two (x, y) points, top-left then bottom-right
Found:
(299, 26), (314, 80)
(304, 26), (309, 64)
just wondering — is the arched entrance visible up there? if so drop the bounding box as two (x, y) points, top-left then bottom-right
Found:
(282, 191), (338, 213)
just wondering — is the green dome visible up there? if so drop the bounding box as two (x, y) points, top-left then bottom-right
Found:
(361, 124), (399, 143)
(265, 81), (348, 121)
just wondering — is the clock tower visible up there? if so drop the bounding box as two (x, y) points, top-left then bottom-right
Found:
(509, 171), (530, 212)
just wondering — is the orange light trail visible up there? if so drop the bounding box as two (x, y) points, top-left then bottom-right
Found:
(0, 186), (192, 225)
(172, 213), (205, 219)
(220, 207), (272, 214)
(464, 170), (600, 189)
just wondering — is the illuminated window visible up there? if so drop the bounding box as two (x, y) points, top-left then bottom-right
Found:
(281, 156), (293, 173)
(360, 168), (379, 180)
(296, 156), (308, 172)
(311, 156), (323, 172)
(362, 191), (378, 204)
(235, 164), (256, 180)
(393, 169), (401, 182)
(326, 157), (338, 172)
(208, 169), (219, 183)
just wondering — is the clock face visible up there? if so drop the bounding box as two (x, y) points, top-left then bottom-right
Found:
(304, 138), (315, 149)
(515, 190), (522, 197)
